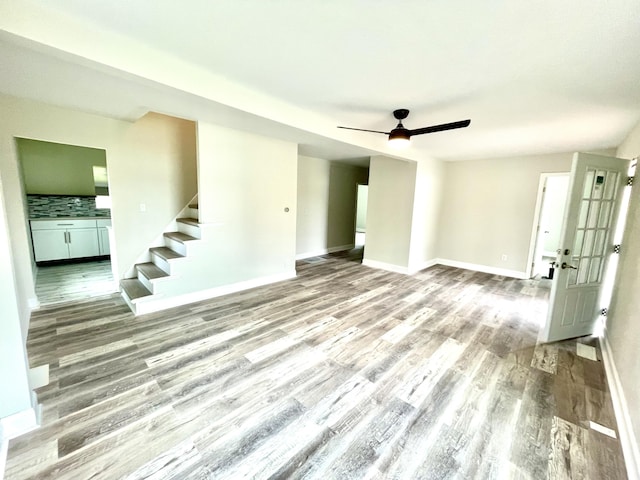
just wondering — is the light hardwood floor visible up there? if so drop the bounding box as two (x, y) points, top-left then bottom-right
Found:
(6, 250), (627, 479)
(34, 259), (117, 306)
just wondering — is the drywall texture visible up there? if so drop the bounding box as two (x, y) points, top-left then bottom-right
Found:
(0, 179), (31, 418)
(296, 156), (368, 257)
(437, 153), (573, 273)
(608, 119), (640, 453)
(17, 138), (107, 195)
(364, 155), (417, 269)
(197, 122), (297, 283)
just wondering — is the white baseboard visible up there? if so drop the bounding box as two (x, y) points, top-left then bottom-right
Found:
(0, 408), (39, 480)
(362, 258), (410, 274)
(435, 258), (528, 279)
(409, 258), (438, 274)
(601, 330), (640, 479)
(133, 270), (297, 316)
(296, 244), (354, 260)
(362, 258), (439, 276)
(28, 297), (40, 310)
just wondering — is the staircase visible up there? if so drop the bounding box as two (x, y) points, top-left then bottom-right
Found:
(120, 202), (201, 314)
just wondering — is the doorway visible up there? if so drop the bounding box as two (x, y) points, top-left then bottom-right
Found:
(16, 138), (117, 306)
(529, 173), (570, 278)
(355, 183), (368, 247)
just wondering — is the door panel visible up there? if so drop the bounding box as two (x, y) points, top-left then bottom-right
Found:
(542, 153), (629, 342)
(67, 228), (100, 259)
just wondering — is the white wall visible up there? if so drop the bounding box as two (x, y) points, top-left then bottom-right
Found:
(364, 155), (417, 270)
(0, 95), (197, 424)
(296, 156), (368, 258)
(0, 179), (31, 419)
(0, 96), (198, 314)
(607, 119), (640, 462)
(408, 158), (444, 272)
(197, 122), (297, 283)
(541, 175), (570, 255)
(355, 185), (368, 232)
(110, 112), (197, 278)
(437, 153), (574, 275)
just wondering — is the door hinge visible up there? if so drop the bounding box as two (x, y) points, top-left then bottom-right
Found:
(600, 308), (608, 316)
(628, 176), (634, 186)
(613, 244), (621, 254)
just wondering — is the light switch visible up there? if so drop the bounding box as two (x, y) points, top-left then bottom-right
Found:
(140, 203), (146, 212)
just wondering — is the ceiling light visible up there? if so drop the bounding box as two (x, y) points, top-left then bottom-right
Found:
(388, 128), (410, 148)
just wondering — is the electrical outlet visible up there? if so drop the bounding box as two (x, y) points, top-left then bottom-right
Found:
(501, 254), (508, 261)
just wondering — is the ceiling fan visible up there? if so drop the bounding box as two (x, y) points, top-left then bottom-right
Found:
(338, 109), (471, 148)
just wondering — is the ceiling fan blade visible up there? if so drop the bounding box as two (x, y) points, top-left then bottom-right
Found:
(409, 119), (471, 136)
(337, 126), (390, 134)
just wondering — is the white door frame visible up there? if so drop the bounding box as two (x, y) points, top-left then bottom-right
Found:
(525, 172), (570, 278)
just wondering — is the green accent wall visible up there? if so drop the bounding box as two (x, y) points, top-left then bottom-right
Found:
(17, 138), (107, 195)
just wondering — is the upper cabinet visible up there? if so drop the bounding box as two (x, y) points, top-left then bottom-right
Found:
(17, 138), (108, 196)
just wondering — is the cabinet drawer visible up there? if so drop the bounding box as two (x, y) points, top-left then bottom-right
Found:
(31, 219), (98, 230)
(96, 219), (112, 228)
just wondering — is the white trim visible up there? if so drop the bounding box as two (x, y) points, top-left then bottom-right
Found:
(526, 172), (571, 278)
(295, 244), (354, 260)
(28, 297), (40, 310)
(0, 408), (38, 442)
(132, 270), (297, 316)
(408, 258), (438, 274)
(601, 330), (640, 480)
(436, 258), (528, 279)
(362, 259), (410, 275)
(0, 408), (39, 480)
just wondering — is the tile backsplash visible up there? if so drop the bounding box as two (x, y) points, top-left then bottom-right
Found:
(28, 195), (111, 218)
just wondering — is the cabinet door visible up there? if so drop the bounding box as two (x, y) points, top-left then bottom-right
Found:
(98, 227), (111, 255)
(67, 228), (100, 259)
(32, 230), (69, 261)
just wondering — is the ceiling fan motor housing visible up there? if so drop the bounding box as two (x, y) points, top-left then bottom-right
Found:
(393, 109), (410, 120)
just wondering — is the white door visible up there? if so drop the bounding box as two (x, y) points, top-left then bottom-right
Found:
(541, 152), (630, 342)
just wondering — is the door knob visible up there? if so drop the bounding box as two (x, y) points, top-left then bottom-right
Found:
(561, 262), (577, 270)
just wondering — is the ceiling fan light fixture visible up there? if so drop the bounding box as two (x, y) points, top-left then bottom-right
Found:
(388, 128), (411, 148)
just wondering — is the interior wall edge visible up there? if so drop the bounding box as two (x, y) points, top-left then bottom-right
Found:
(600, 328), (640, 479)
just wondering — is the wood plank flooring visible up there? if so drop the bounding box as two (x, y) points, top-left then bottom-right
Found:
(35, 259), (116, 306)
(6, 249), (627, 479)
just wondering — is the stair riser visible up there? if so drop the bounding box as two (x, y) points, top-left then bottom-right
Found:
(188, 207), (199, 219)
(151, 253), (172, 274)
(120, 290), (138, 315)
(164, 237), (187, 256)
(177, 222), (201, 239)
(137, 272), (155, 293)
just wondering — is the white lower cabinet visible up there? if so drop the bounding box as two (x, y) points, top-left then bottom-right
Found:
(97, 219), (111, 256)
(30, 218), (109, 262)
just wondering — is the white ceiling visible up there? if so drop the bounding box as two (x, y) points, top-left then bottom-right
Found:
(2, 0), (640, 163)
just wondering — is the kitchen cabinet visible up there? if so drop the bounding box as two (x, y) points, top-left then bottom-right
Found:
(97, 219), (112, 255)
(30, 219), (106, 262)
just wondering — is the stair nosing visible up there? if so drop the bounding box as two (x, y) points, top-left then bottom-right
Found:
(136, 262), (169, 280)
(163, 231), (198, 244)
(120, 278), (152, 301)
(177, 217), (199, 227)
(149, 246), (185, 261)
